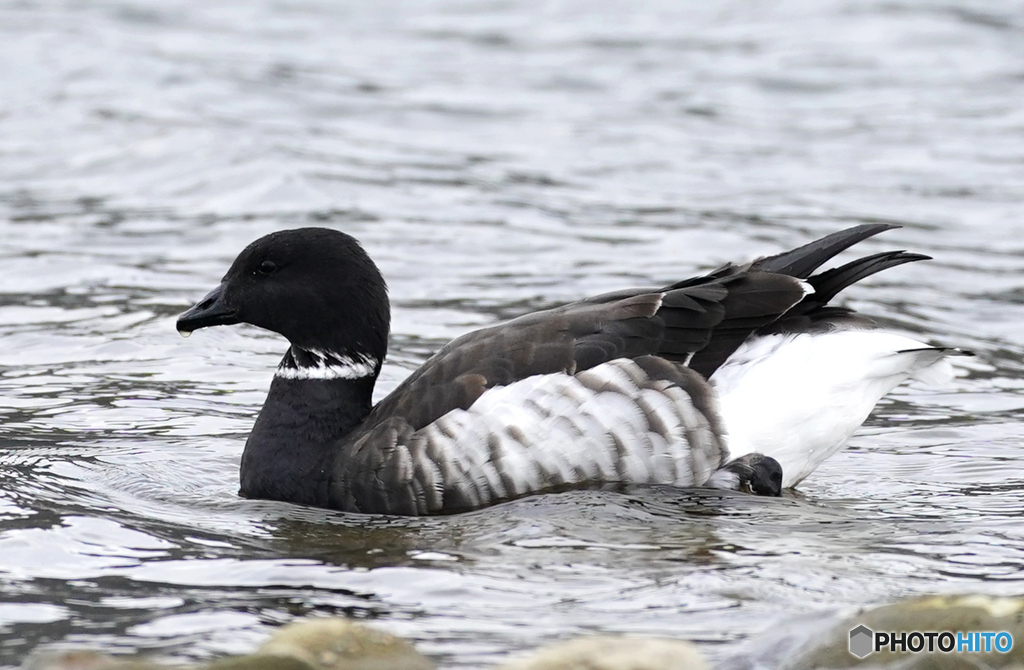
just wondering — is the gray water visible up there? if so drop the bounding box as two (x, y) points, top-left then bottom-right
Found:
(1, 1), (1024, 667)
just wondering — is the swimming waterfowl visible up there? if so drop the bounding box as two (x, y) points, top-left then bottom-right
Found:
(177, 224), (961, 515)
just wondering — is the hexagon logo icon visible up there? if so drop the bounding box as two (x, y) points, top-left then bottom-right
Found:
(849, 624), (874, 659)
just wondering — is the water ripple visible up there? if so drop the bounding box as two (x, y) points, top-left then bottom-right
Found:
(2, 0), (1024, 668)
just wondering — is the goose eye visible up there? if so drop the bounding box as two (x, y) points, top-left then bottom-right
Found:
(258, 260), (278, 275)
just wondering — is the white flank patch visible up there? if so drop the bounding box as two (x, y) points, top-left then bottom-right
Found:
(711, 330), (956, 488)
(275, 349), (378, 380)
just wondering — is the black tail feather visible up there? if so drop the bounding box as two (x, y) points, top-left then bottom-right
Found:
(757, 250), (929, 336)
(807, 250), (929, 308)
(693, 225), (932, 376)
(752, 224), (897, 278)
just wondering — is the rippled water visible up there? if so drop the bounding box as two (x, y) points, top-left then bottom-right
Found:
(2, 0), (1024, 667)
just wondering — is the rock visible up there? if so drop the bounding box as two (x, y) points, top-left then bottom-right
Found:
(788, 595), (1024, 669)
(205, 655), (317, 670)
(496, 635), (709, 670)
(20, 619), (432, 670)
(22, 650), (176, 670)
(23, 651), (118, 670)
(255, 618), (433, 670)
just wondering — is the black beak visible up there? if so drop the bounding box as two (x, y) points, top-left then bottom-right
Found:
(177, 283), (240, 336)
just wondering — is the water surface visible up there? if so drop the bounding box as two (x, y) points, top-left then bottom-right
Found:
(2, 1), (1024, 668)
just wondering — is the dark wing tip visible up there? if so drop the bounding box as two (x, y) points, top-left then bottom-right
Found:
(684, 272), (808, 378)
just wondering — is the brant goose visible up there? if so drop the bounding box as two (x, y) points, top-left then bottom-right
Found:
(177, 224), (961, 515)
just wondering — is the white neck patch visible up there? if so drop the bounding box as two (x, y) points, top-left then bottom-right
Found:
(276, 348), (378, 381)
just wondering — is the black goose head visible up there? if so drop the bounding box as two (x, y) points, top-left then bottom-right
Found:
(177, 228), (390, 367)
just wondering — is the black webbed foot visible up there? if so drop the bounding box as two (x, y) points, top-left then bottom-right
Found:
(721, 453), (783, 496)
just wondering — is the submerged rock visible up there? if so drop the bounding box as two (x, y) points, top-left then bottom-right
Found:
(22, 650), (176, 670)
(254, 618), (434, 670)
(787, 595), (1024, 669)
(206, 656), (315, 670)
(496, 635), (709, 670)
(22, 618), (432, 670)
